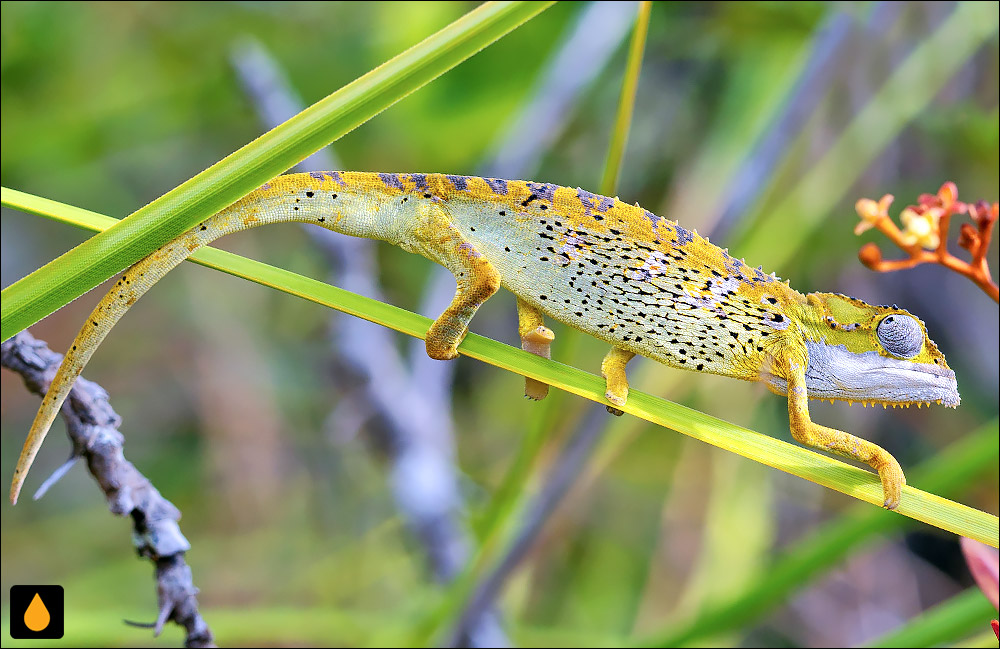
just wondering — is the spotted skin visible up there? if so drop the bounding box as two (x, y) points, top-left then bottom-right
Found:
(10, 172), (959, 509)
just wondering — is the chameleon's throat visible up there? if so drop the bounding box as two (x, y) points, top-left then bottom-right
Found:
(761, 340), (959, 407)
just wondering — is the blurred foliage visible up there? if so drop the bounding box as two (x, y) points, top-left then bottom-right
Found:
(1, 2), (997, 647)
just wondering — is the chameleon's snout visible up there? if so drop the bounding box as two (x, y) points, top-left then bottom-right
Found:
(802, 340), (960, 407)
(762, 340), (960, 408)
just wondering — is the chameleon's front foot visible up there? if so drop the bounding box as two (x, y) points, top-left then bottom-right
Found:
(791, 413), (905, 509)
(872, 453), (905, 510)
(786, 362), (906, 510)
(602, 347), (636, 417)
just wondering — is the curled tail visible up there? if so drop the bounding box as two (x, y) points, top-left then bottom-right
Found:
(9, 172), (411, 503)
(10, 223), (223, 503)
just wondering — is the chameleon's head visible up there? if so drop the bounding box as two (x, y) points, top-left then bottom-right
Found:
(788, 292), (959, 407)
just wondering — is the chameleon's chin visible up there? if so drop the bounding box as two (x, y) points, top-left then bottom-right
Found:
(763, 341), (960, 408)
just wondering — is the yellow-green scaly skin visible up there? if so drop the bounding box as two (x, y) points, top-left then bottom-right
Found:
(10, 172), (960, 509)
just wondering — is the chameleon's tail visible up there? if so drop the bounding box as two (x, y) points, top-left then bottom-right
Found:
(9, 172), (452, 503)
(8, 173), (415, 503)
(8, 222), (220, 504)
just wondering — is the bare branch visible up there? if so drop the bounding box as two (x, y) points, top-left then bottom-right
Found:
(1, 332), (214, 648)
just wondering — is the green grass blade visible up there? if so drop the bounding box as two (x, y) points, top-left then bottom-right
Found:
(865, 588), (997, 648)
(4, 186), (997, 548)
(639, 419), (1000, 646)
(0, 0), (554, 342)
(599, 0), (651, 195)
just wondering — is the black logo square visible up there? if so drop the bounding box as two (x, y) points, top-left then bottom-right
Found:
(9, 585), (64, 639)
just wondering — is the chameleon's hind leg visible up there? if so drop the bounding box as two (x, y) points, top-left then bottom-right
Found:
(414, 206), (502, 361)
(602, 347), (636, 416)
(784, 359), (905, 509)
(516, 298), (555, 400)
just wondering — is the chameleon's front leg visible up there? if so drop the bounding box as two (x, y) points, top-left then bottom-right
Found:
(516, 299), (555, 400)
(784, 358), (905, 509)
(601, 347), (636, 416)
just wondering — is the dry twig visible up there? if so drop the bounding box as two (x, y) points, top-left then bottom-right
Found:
(1, 332), (214, 648)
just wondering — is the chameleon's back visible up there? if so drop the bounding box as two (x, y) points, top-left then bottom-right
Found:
(443, 175), (804, 382)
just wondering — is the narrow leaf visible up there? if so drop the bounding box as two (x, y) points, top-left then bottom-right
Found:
(0, 0), (554, 341)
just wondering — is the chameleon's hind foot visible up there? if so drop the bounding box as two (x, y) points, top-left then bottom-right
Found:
(517, 299), (554, 400)
(419, 204), (501, 361)
(521, 326), (554, 400)
(601, 346), (636, 412)
(425, 323), (468, 360)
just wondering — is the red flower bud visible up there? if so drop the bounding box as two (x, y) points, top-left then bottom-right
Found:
(958, 223), (980, 252)
(858, 243), (882, 269)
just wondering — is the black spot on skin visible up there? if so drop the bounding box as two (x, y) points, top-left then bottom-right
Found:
(522, 194), (538, 207)
(500, 211), (506, 216)
(318, 217), (326, 222)
(332, 194), (338, 199)
(540, 295), (547, 300)
(293, 206), (299, 211)
(771, 314), (784, 322)
(306, 191), (314, 198)
(504, 246), (510, 252)
(200, 225), (207, 231)
(424, 193), (432, 199)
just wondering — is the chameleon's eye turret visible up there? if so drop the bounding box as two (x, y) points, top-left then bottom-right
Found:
(876, 314), (923, 358)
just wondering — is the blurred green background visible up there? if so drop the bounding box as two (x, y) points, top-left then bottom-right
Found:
(2, 2), (997, 646)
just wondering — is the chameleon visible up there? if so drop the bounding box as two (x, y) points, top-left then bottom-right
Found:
(8, 171), (960, 509)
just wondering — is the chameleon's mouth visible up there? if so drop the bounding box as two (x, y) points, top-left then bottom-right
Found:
(763, 341), (960, 408)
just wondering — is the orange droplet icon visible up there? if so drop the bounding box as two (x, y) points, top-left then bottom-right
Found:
(24, 592), (51, 632)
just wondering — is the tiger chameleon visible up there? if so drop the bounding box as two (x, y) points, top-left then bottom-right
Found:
(9, 172), (960, 509)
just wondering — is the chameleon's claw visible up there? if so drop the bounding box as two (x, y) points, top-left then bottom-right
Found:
(522, 325), (555, 348)
(876, 455), (905, 510)
(425, 327), (464, 360)
(604, 389), (627, 407)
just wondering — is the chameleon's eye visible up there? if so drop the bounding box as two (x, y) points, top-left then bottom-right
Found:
(876, 314), (923, 358)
